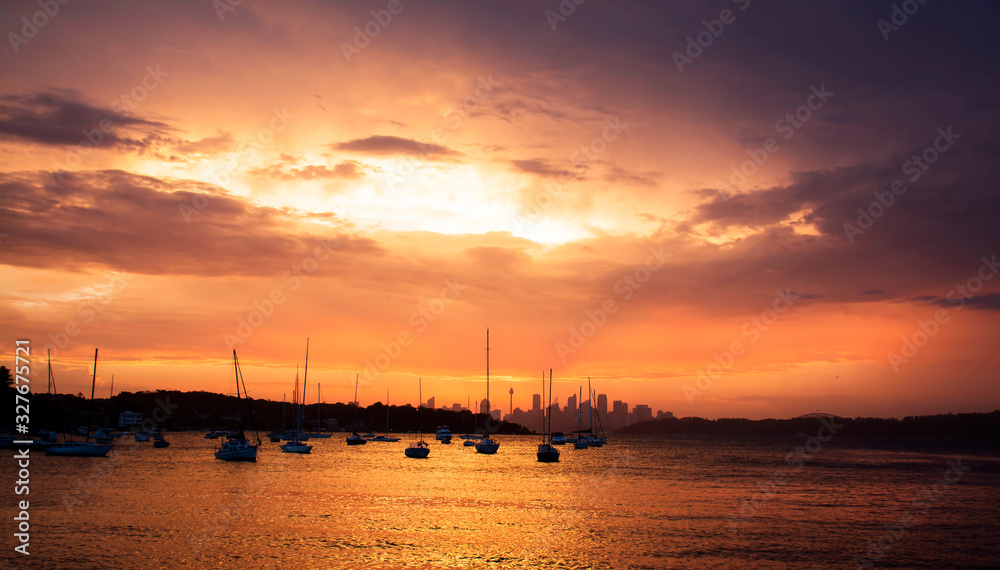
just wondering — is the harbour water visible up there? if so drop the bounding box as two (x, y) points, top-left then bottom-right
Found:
(4, 434), (999, 568)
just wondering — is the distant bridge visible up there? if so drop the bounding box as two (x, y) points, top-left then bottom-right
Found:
(796, 412), (840, 419)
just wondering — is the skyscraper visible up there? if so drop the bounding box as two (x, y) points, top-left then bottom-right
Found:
(633, 404), (653, 423)
(597, 393), (608, 416)
(567, 393), (577, 413)
(532, 393), (541, 412)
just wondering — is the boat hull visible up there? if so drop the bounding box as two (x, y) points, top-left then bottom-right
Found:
(537, 444), (560, 462)
(153, 439), (170, 448)
(215, 444), (258, 461)
(346, 436), (367, 445)
(462, 439), (476, 446)
(281, 442), (312, 453)
(474, 440), (500, 454)
(404, 444), (430, 458)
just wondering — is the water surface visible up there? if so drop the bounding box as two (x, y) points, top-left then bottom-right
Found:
(4, 434), (999, 568)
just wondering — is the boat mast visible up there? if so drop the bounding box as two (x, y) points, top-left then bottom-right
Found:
(540, 370), (545, 443)
(592, 386), (606, 439)
(233, 350), (260, 444)
(302, 338), (309, 434)
(486, 329), (490, 425)
(418, 378), (423, 441)
(577, 386), (582, 436)
(46, 350), (55, 434)
(317, 383), (322, 433)
(548, 368), (553, 440)
(588, 377), (593, 434)
(386, 389), (390, 436)
(86, 348), (98, 443)
(353, 374), (360, 431)
(232, 350), (242, 435)
(293, 364), (300, 433)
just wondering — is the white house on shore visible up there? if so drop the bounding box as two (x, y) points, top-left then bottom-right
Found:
(118, 410), (143, 428)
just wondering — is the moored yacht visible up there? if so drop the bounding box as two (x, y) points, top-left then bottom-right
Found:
(435, 425), (453, 441)
(214, 350), (260, 462)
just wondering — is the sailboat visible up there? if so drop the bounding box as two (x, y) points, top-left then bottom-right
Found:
(282, 340), (313, 454)
(45, 349), (113, 457)
(537, 369), (560, 462)
(589, 384), (606, 447)
(573, 386), (589, 449)
(305, 383), (332, 438)
(371, 389), (400, 442)
(474, 329), (500, 454)
(346, 374), (367, 446)
(28, 350), (59, 450)
(404, 378), (430, 458)
(214, 350), (261, 461)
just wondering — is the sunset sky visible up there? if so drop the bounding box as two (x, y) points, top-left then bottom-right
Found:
(2, 1), (998, 419)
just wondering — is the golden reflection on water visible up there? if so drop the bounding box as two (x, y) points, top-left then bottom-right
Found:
(9, 433), (1000, 568)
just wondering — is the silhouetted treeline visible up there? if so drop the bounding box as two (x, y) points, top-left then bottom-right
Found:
(617, 411), (1000, 439)
(8, 389), (529, 435)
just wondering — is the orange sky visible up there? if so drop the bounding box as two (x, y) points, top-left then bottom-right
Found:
(2, 1), (998, 419)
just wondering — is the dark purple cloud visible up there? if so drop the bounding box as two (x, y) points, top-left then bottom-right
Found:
(329, 135), (461, 159)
